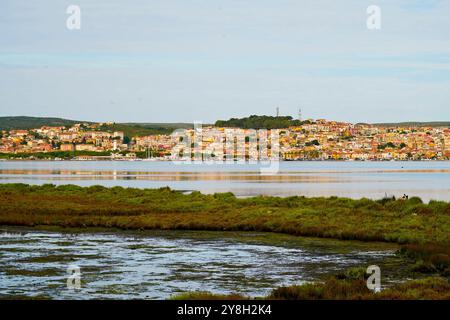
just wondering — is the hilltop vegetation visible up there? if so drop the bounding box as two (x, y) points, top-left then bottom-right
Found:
(2, 116), (448, 134)
(96, 123), (177, 138)
(0, 116), (195, 139)
(215, 115), (306, 129)
(0, 116), (85, 131)
(97, 123), (194, 138)
(215, 115), (450, 130)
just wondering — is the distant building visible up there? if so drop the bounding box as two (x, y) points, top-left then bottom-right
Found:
(113, 131), (124, 141)
(9, 130), (29, 137)
(60, 144), (75, 152)
(75, 144), (97, 151)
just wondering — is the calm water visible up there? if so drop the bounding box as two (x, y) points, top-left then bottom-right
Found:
(0, 228), (405, 299)
(0, 160), (449, 201)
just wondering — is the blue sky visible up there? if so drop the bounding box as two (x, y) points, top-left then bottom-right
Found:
(0, 0), (449, 123)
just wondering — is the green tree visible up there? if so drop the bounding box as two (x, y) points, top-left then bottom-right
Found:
(305, 140), (320, 146)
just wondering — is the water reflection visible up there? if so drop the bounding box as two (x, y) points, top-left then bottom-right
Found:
(0, 161), (449, 201)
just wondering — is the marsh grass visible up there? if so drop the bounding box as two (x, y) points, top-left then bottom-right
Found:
(0, 183), (448, 245)
(268, 276), (450, 300)
(172, 267), (450, 300)
(398, 243), (450, 276)
(0, 184), (450, 243)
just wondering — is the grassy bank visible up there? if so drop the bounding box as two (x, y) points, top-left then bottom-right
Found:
(0, 183), (449, 244)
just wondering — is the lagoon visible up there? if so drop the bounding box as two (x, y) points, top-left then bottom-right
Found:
(0, 161), (449, 201)
(0, 227), (406, 299)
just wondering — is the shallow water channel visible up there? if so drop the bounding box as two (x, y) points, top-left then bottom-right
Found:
(0, 227), (410, 299)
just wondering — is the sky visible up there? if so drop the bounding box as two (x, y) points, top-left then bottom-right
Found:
(0, 0), (449, 124)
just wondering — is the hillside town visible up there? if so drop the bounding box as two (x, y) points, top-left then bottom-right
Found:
(0, 119), (449, 161)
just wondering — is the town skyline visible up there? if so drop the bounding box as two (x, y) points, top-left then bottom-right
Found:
(1, 115), (449, 161)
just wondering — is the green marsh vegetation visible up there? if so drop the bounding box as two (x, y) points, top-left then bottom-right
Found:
(0, 183), (448, 244)
(267, 269), (450, 300)
(172, 268), (450, 300)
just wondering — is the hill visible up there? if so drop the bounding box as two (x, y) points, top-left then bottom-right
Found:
(215, 115), (306, 129)
(115, 122), (194, 137)
(2, 116), (448, 134)
(0, 116), (86, 131)
(0, 116), (194, 138)
(96, 123), (193, 137)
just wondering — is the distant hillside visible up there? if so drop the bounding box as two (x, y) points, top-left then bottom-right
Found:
(117, 123), (194, 136)
(372, 122), (450, 128)
(0, 116), (194, 137)
(3, 116), (448, 134)
(0, 116), (86, 131)
(97, 123), (193, 137)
